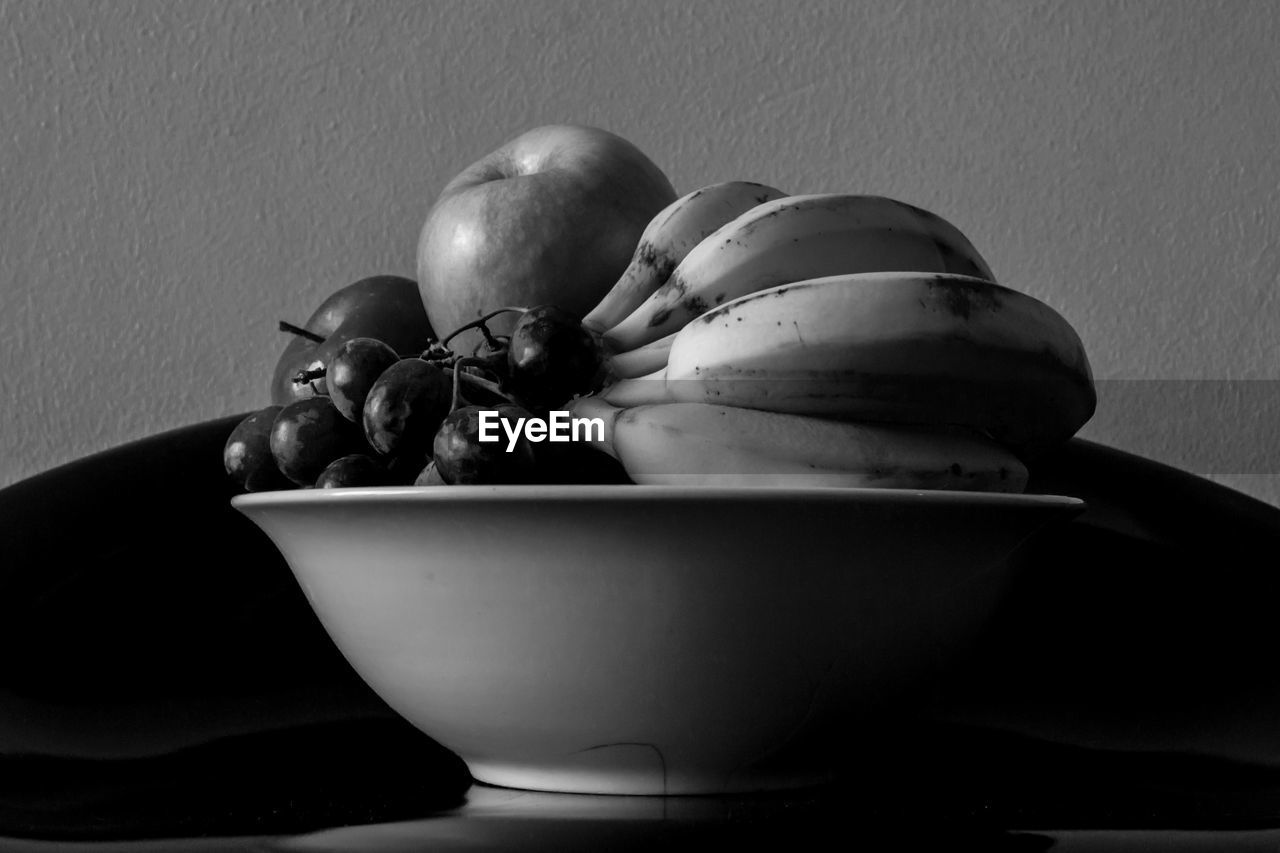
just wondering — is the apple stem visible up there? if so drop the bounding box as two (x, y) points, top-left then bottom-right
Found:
(278, 320), (326, 344)
(440, 307), (528, 350)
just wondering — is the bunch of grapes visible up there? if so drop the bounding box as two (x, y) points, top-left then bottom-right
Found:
(224, 305), (629, 491)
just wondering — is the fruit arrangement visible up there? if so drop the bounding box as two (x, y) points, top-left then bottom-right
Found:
(225, 124), (1096, 494)
(225, 299), (631, 490)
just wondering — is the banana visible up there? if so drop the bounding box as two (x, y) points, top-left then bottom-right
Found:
(600, 367), (672, 407)
(603, 331), (677, 380)
(600, 194), (995, 352)
(582, 181), (789, 335)
(568, 396), (1028, 492)
(600, 272), (1095, 459)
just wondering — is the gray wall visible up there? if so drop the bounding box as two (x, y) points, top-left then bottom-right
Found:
(5, 0), (1280, 501)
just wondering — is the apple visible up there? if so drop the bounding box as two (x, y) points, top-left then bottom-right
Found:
(270, 275), (436, 406)
(416, 125), (676, 345)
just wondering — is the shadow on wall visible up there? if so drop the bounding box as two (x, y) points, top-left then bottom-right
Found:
(1082, 379), (1280, 504)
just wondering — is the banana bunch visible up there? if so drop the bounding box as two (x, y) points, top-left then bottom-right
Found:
(600, 272), (1095, 459)
(576, 188), (1095, 493)
(597, 193), (995, 353)
(583, 180), (789, 335)
(568, 396), (1028, 492)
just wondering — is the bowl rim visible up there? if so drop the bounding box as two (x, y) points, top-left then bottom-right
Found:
(231, 485), (1086, 511)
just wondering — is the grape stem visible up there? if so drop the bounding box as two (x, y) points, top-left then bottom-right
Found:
(450, 357), (476, 412)
(461, 371), (522, 407)
(440, 307), (528, 350)
(450, 356), (522, 411)
(292, 366), (327, 385)
(278, 321), (326, 344)
(420, 340), (455, 362)
(473, 334), (511, 357)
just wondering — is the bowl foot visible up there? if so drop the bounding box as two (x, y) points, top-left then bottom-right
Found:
(466, 753), (838, 796)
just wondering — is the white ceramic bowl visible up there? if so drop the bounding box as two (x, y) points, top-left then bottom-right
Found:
(232, 485), (1082, 795)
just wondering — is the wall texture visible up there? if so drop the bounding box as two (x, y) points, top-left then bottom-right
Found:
(4, 0), (1279, 500)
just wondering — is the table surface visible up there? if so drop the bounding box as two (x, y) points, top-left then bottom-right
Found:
(6, 709), (1280, 852)
(4, 785), (1280, 853)
(5, 416), (1280, 849)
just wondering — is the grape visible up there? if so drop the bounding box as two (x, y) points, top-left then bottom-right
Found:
(327, 337), (401, 422)
(507, 305), (602, 409)
(432, 405), (538, 485)
(385, 451), (432, 485)
(315, 453), (395, 488)
(270, 397), (363, 486)
(414, 460), (447, 486)
(534, 441), (632, 485)
(224, 406), (294, 492)
(362, 358), (452, 457)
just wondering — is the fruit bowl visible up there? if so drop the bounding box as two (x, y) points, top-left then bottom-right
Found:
(232, 485), (1082, 795)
